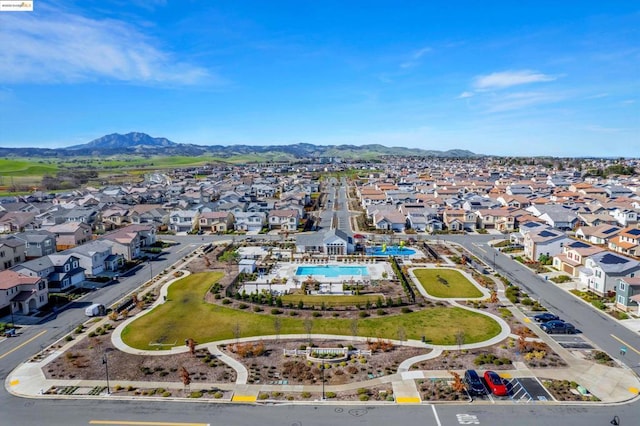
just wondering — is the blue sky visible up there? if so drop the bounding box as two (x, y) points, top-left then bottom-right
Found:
(0, 1), (638, 156)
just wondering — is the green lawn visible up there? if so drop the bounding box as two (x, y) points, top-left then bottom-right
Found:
(414, 268), (483, 298)
(280, 294), (383, 307)
(121, 273), (501, 350)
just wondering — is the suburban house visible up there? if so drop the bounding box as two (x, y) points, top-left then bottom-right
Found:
(615, 277), (640, 314)
(0, 211), (36, 233)
(580, 251), (640, 296)
(47, 222), (93, 250)
(14, 230), (57, 259)
(12, 254), (86, 292)
(608, 227), (640, 258)
(575, 224), (622, 245)
(527, 205), (579, 230)
(611, 208), (638, 227)
(199, 211), (234, 233)
(443, 209), (477, 231)
(523, 226), (572, 261)
(0, 237), (26, 271)
(552, 240), (604, 277)
(169, 210), (198, 233)
(268, 209), (300, 232)
(234, 212), (266, 233)
(373, 210), (406, 232)
(0, 270), (48, 315)
(100, 225), (156, 261)
(67, 240), (122, 277)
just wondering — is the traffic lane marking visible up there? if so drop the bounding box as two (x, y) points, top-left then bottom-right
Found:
(0, 329), (47, 360)
(89, 422), (209, 426)
(610, 334), (640, 355)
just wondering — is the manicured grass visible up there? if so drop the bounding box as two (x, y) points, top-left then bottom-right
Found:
(413, 268), (483, 298)
(121, 273), (501, 350)
(280, 294), (383, 307)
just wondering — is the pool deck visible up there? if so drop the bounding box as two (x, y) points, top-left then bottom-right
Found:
(240, 261), (393, 295)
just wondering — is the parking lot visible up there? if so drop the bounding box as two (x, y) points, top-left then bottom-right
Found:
(469, 374), (554, 403)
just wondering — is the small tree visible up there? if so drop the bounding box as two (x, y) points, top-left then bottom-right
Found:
(180, 366), (191, 392)
(350, 318), (359, 342)
(303, 318), (314, 343)
(233, 322), (241, 344)
(273, 317), (282, 342)
(455, 330), (465, 350)
(186, 338), (196, 355)
(397, 326), (406, 346)
(449, 370), (466, 393)
(489, 291), (499, 304)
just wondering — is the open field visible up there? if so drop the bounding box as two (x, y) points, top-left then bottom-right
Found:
(413, 268), (483, 298)
(280, 294), (383, 307)
(121, 272), (502, 350)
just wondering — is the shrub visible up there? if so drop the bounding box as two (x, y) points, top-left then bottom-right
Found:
(270, 309), (282, 315)
(221, 298), (231, 305)
(64, 335), (74, 342)
(312, 312), (322, 317)
(238, 303), (249, 309)
(401, 307), (412, 314)
(258, 393), (269, 400)
(162, 391), (171, 397)
(591, 300), (606, 310)
(358, 311), (370, 318)
(326, 391), (337, 398)
(189, 391), (203, 398)
(253, 306), (263, 313)
(301, 391), (311, 398)
(213, 391), (223, 399)
(359, 394), (370, 401)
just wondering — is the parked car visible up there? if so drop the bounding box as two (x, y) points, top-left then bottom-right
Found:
(483, 370), (508, 396)
(534, 313), (560, 323)
(464, 369), (486, 395)
(540, 320), (575, 334)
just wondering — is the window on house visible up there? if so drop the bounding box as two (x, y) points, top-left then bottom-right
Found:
(619, 282), (626, 291)
(617, 295), (625, 304)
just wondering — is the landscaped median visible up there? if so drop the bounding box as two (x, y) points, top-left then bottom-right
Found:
(120, 272), (502, 350)
(412, 268), (484, 299)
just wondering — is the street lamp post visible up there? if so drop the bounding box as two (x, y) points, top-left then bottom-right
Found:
(10, 303), (15, 327)
(148, 260), (153, 282)
(103, 348), (113, 394)
(493, 251), (497, 271)
(321, 364), (325, 401)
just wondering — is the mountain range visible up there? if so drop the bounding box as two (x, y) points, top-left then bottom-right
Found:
(0, 132), (479, 160)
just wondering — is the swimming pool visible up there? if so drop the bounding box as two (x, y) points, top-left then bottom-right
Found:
(367, 246), (416, 256)
(296, 265), (369, 278)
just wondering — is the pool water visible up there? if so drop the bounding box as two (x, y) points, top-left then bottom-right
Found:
(296, 266), (369, 277)
(367, 246), (416, 256)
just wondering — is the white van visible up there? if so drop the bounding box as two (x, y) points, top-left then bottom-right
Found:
(85, 303), (106, 317)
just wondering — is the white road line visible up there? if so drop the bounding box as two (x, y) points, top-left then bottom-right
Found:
(431, 405), (442, 426)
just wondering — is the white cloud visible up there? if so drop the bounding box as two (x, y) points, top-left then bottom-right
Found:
(484, 91), (564, 113)
(473, 70), (556, 90)
(457, 91), (474, 99)
(400, 46), (432, 69)
(0, 5), (216, 85)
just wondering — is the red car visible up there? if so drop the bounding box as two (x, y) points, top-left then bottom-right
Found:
(483, 370), (508, 396)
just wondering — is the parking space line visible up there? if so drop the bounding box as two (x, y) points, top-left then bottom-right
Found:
(431, 405), (442, 426)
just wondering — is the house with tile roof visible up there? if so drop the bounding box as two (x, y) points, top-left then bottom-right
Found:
(608, 227), (640, 258)
(575, 224), (622, 245)
(552, 239), (604, 277)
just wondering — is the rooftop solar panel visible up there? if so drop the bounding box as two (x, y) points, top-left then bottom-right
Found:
(627, 229), (640, 236)
(539, 230), (557, 238)
(600, 253), (628, 265)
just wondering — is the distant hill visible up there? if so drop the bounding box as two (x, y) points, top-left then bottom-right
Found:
(0, 132), (480, 160)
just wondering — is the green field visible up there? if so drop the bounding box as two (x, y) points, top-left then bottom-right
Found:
(414, 268), (484, 298)
(280, 294), (383, 307)
(121, 272), (501, 350)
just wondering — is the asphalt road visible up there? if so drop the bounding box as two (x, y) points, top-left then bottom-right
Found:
(0, 396), (635, 426)
(444, 235), (640, 375)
